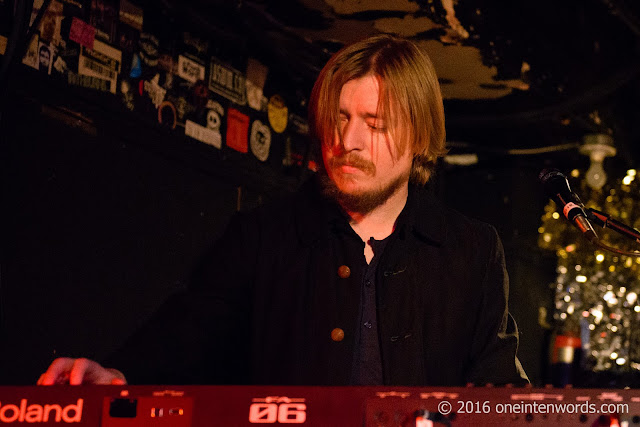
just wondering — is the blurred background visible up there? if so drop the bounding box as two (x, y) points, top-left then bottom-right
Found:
(1, 0), (639, 387)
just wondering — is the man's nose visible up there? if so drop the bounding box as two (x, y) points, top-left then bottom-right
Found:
(340, 120), (365, 152)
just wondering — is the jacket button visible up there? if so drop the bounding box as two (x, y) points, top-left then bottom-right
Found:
(331, 328), (345, 342)
(338, 265), (351, 278)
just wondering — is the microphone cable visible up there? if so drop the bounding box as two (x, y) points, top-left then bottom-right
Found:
(593, 239), (640, 257)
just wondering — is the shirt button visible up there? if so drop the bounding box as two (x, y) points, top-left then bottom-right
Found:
(331, 328), (345, 342)
(337, 265), (351, 278)
(364, 321), (372, 329)
(365, 280), (372, 288)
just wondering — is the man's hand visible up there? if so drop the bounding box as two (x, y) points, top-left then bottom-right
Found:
(37, 358), (127, 385)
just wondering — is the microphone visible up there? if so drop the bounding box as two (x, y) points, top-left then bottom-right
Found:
(539, 169), (598, 243)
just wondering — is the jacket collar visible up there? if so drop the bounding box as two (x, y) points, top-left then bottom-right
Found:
(294, 178), (446, 247)
(403, 183), (446, 246)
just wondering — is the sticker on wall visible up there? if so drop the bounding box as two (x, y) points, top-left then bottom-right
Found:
(194, 81), (209, 98)
(158, 54), (176, 90)
(22, 34), (39, 69)
(192, 80), (210, 111)
(138, 33), (159, 67)
(182, 32), (208, 59)
(226, 108), (249, 153)
(250, 120), (271, 162)
(61, 0), (84, 10)
(207, 109), (221, 130)
(60, 0), (85, 12)
(89, 0), (118, 43)
(38, 0), (63, 45)
(168, 95), (193, 122)
(68, 71), (110, 92)
(119, 0), (143, 31)
(117, 22), (139, 53)
(81, 39), (122, 72)
(206, 100), (224, 130)
(160, 68), (174, 91)
(208, 57), (246, 105)
(185, 120), (221, 149)
(158, 101), (177, 129)
(69, 17), (95, 50)
(142, 74), (167, 108)
(158, 54), (174, 73)
(284, 134), (309, 168)
(289, 113), (309, 135)
(177, 54), (205, 84)
(267, 94), (288, 133)
(120, 79), (135, 111)
(78, 39), (121, 94)
(307, 160), (319, 172)
(29, 0), (44, 26)
(38, 41), (53, 74)
(53, 43), (79, 75)
(129, 52), (142, 78)
(53, 55), (67, 74)
(282, 136), (294, 167)
(246, 58), (268, 111)
(202, 100), (224, 148)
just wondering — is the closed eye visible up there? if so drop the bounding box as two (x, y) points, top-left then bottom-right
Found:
(368, 123), (387, 132)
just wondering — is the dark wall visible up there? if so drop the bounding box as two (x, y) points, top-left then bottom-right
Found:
(0, 94), (275, 384)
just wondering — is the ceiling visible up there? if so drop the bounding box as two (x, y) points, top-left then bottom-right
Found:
(114, 0), (640, 169)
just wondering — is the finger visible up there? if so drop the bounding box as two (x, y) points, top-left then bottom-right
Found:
(40, 358), (76, 386)
(69, 358), (92, 385)
(36, 373), (44, 385)
(73, 359), (121, 385)
(41, 362), (69, 386)
(104, 368), (127, 385)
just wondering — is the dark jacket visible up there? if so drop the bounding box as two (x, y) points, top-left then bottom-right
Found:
(109, 179), (528, 386)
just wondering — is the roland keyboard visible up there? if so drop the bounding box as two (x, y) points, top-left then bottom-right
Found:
(0, 385), (636, 426)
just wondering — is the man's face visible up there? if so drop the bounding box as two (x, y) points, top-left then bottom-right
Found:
(39, 48), (50, 66)
(321, 74), (412, 211)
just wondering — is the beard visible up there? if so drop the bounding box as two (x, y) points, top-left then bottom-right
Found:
(319, 154), (409, 214)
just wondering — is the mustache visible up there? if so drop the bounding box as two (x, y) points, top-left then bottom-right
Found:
(329, 154), (376, 175)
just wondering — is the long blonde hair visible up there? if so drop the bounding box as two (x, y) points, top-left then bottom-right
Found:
(309, 34), (447, 184)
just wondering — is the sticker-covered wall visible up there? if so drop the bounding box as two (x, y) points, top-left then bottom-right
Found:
(1, 0), (316, 181)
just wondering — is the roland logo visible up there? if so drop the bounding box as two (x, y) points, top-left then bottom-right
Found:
(0, 399), (83, 423)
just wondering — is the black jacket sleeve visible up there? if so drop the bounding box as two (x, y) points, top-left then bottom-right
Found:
(466, 225), (529, 386)
(104, 212), (258, 384)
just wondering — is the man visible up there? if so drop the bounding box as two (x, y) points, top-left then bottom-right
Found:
(39, 34), (528, 386)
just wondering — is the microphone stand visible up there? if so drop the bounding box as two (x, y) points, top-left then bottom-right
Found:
(585, 208), (640, 256)
(587, 208), (640, 244)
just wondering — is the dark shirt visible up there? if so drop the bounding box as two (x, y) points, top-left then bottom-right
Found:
(351, 235), (390, 385)
(327, 203), (393, 385)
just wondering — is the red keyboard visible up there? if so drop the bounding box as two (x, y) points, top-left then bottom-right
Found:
(0, 385), (636, 426)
